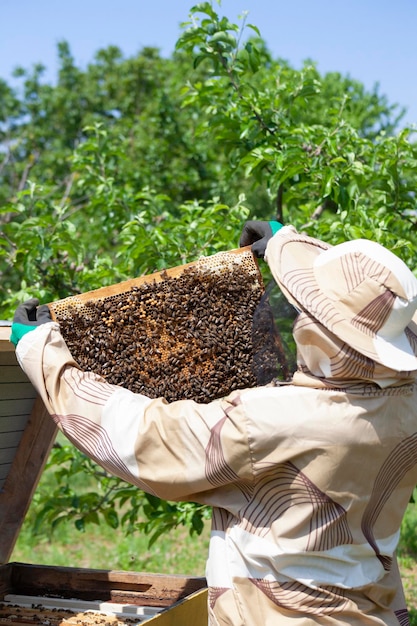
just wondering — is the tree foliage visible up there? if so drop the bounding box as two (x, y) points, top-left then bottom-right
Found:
(1, 1), (417, 542)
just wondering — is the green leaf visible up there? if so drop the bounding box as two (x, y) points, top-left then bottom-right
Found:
(246, 23), (261, 37)
(103, 508), (119, 529)
(189, 2), (218, 19)
(193, 54), (208, 69)
(210, 31), (237, 47)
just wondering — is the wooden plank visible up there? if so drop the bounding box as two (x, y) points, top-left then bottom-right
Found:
(0, 432), (25, 449)
(0, 448), (17, 465)
(0, 383), (36, 401)
(0, 562), (12, 596)
(3, 594), (161, 617)
(0, 367), (30, 384)
(0, 352), (19, 366)
(6, 564), (206, 607)
(0, 600), (161, 625)
(0, 327), (13, 352)
(0, 459), (16, 490)
(0, 464), (11, 482)
(0, 415), (30, 432)
(0, 399), (36, 418)
(0, 565), (207, 625)
(0, 399), (57, 564)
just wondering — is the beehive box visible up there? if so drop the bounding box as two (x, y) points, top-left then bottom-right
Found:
(0, 325), (207, 625)
(0, 562), (207, 626)
(48, 248), (283, 402)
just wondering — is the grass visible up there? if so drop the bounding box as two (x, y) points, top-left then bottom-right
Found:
(401, 556), (417, 617)
(12, 512), (210, 575)
(398, 502), (417, 621)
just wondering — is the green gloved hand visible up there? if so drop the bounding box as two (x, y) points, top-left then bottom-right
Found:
(239, 220), (283, 258)
(10, 298), (52, 347)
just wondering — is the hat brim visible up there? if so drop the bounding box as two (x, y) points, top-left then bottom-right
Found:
(265, 230), (417, 372)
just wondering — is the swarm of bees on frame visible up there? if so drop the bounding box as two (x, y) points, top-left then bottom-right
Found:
(50, 252), (287, 403)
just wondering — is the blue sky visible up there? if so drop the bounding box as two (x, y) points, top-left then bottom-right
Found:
(1, 0), (416, 128)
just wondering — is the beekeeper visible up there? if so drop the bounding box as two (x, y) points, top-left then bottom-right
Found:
(11, 221), (417, 626)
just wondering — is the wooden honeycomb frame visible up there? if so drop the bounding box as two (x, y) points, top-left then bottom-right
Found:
(48, 248), (271, 403)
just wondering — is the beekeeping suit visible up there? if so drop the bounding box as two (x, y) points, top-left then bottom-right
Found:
(12, 224), (417, 625)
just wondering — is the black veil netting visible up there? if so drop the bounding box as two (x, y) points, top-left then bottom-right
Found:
(251, 280), (298, 385)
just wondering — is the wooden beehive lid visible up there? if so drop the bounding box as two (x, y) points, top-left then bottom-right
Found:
(0, 323), (57, 564)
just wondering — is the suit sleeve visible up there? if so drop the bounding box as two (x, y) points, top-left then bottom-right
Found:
(16, 323), (253, 503)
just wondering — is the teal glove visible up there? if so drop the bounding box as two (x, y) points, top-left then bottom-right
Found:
(239, 220), (283, 258)
(10, 298), (52, 347)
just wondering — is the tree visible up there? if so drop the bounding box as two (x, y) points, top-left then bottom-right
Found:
(1, 1), (416, 543)
(176, 2), (416, 257)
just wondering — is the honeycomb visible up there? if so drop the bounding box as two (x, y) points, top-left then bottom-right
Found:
(48, 248), (282, 403)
